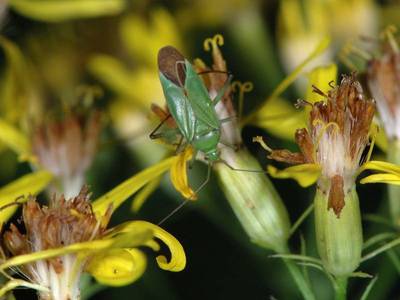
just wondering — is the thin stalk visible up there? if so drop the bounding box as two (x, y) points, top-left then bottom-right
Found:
(334, 277), (348, 300)
(280, 246), (316, 300)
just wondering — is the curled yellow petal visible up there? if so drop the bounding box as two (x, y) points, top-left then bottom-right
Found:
(268, 164), (321, 187)
(170, 147), (197, 200)
(306, 64), (337, 103)
(360, 173), (400, 185)
(92, 156), (176, 219)
(0, 118), (30, 160)
(139, 221), (186, 272)
(8, 0), (126, 22)
(87, 248), (147, 287)
(109, 221), (186, 272)
(0, 170), (53, 224)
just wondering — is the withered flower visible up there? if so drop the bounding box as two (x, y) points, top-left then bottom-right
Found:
(367, 33), (400, 227)
(268, 74), (375, 217)
(1, 186), (186, 300)
(4, 187), (105, 300)
(31, 112), (101, 198)
(256, 74), (385, 277)
(367, 44), (400, 141)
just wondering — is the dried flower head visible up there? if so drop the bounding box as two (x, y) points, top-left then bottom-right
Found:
(269, 75), (375, 216)
(31, 112), (101, 198)
(3, 187), (109, 300)
(367, 45), (400, 141)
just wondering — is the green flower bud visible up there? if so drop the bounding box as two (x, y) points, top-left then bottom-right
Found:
(314, 186), (362, 276)
(214, 148), (291, 253)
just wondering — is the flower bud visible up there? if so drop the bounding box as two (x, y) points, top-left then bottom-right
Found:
(214, 147), (291, 253)
(314, 186), (362, 276)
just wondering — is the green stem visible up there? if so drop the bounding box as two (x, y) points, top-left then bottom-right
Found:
(334, 277), (348, 300)
(281, 247), (315, 300)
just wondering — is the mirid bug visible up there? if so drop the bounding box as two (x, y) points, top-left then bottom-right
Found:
(151, 46), (231, 162)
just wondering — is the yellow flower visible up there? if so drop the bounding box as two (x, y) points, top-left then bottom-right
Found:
(242, 37), (333, 141)
(87, 9), (186, 193)
(0, 185), (185, 298)
(7, 0), (126, 22)
(0, 170), (53, 228)
(277, 0), (378, 77)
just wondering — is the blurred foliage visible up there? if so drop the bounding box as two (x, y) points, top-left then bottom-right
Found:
(0, 0), (400, 299)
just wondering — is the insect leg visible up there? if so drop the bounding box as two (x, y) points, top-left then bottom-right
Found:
(212, 74), (233, 106)
(219, 140), (240, 151)
(175, 135), (190, 155)
(149, 114), (173, 139)
(220, 116), (237, 124)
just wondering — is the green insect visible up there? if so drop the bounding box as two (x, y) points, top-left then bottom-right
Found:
(151, 46), (231, 162)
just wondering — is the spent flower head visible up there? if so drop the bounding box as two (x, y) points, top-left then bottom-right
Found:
(264, 74), (375, 216)
(367, 30), (400, 141)
(32, 111), (101, 198)
(4, 187), (106, 300)
(0, 184), (186, 299)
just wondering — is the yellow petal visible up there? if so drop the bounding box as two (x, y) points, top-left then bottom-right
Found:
(268, 164), (321, 187)
(0, 37), (33, 125)
(360, 173), (400, 185)
(120, 9), (183, 68)
(0, 229), (153, 271)
(108, 221), (186, 272)
(131, 176), (163, 212)
(0, 279), (49, 297)
(170, 147), (197, 200)
(0, 118), (31, 161)
(88, 55), (138, 99)
(359, 160), (400, 175)
(8, 0), (126, 22)
(242, 36), (331, 126)
(306, 64), (337, 103)
(0, 170), (53, 224)
(92, 156), (176, 219)
(250, 97), (306, 141)
(374, 123), (388, 152)
(89, 58), (163, 109)
(87, 248), (147, 287)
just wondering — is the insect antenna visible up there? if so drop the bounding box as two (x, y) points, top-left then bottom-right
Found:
(197, 70), (232, 76)
(157, 163), (212, 225)
(0, 195), (26, 212)
(157, 200), (189, 226)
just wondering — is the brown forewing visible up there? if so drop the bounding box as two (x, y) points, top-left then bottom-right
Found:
(158, 46), (186, 87)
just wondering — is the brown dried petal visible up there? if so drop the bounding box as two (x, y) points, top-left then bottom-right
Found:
(295, 128), (315, 163)
(268, 149), (306, 165)
(328, 175), (345, 217)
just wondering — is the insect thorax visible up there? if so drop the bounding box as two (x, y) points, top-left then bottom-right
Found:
(193, 126), (220, 161)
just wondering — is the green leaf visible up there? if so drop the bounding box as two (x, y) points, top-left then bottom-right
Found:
(360, 276), (378, 300)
